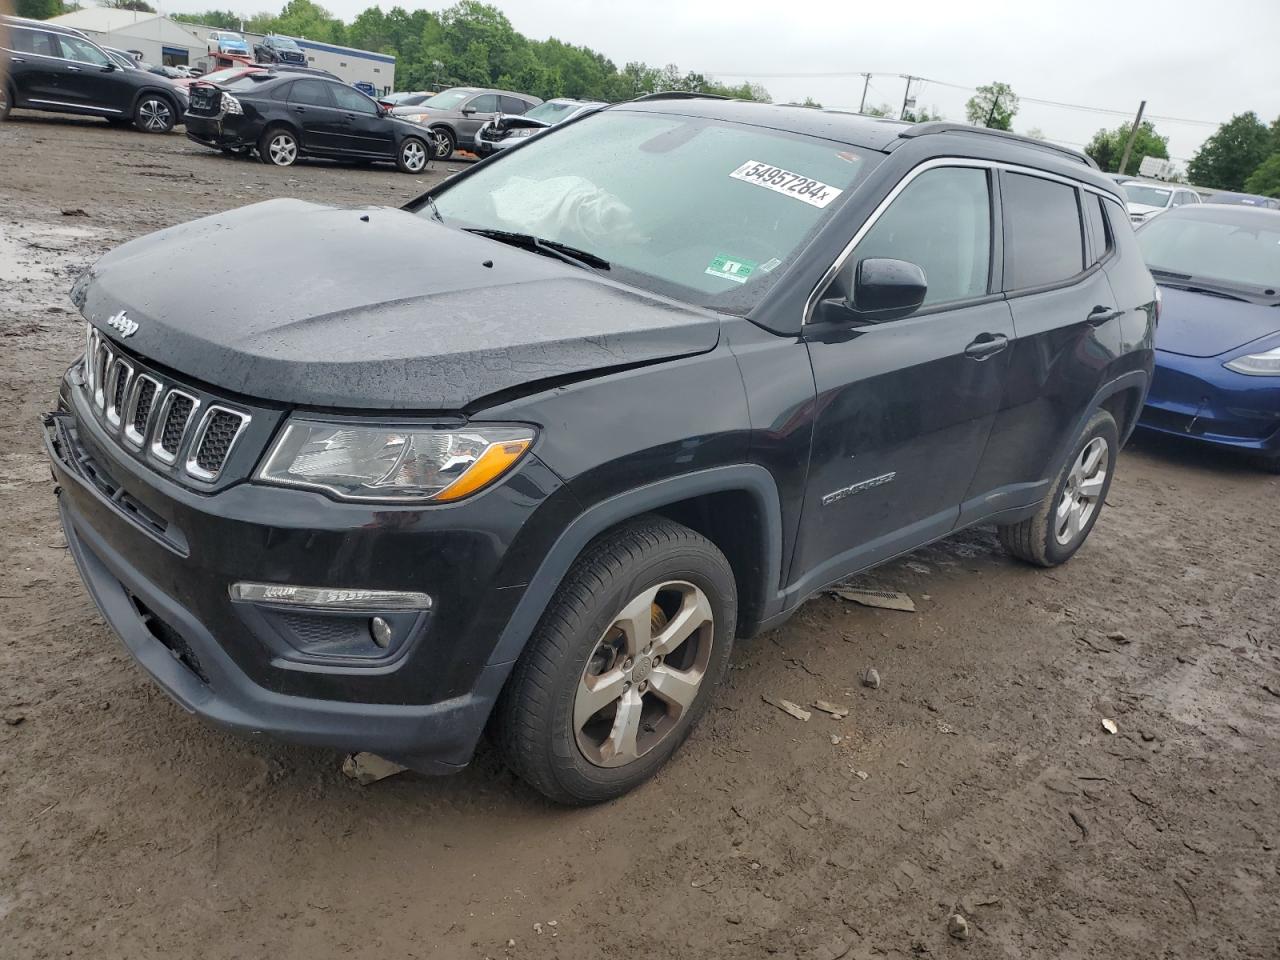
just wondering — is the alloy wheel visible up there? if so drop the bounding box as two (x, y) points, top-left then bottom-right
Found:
(1055, 436), (1108, 545)
(268, 133), (297, 166)
(401, 139), (426, 172)
(574, 581), (715, 768)
(138, 99), (171, 132)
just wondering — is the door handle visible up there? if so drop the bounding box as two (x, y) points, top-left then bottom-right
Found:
(11, 57), (26, 63)
(292, 105), (305, 113)
(67, 65), (81, 72)
(964, 333), (1009, 360)
(1088, 306), (1123, 325)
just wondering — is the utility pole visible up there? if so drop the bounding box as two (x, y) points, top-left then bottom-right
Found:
(1118, 100), (1147, 176)
(859, 73), (871, 113)
(899, 75), (916, 121)
(985, 90), (1003, 127)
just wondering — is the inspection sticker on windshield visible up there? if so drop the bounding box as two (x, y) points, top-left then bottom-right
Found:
(729, 160), (844, 208)
(706, 254), (757, 284)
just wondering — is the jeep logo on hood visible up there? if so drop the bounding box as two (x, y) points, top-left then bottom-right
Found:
(106, 310), (138, 338)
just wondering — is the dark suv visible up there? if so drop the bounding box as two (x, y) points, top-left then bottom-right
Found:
(43, 99), (1156, 804)
(1, 15), (186, 132)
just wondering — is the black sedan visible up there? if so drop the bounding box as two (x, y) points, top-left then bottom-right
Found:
(184, 71), (436, 173)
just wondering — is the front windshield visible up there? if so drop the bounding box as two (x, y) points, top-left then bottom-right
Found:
(273, 37), (300, 51)
(1124, 184), (1172, 208)
(421, 89), (473, 110)
(523, 101), (579, 123)
(427, 109), (875, 312)
(1138, 215), (1280, 290)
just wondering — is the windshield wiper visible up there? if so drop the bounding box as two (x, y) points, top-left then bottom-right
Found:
(1149, 267), (1192, 280)
(463, 228), (610, 271)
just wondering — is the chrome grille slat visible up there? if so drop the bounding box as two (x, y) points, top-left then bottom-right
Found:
(123, 375), (162, 448)
(105, 357), (134, 427)
(151, 390), (199, 464)
(185, 407), (251, 481)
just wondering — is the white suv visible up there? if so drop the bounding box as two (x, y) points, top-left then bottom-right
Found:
(1120, 180), (1201, 224)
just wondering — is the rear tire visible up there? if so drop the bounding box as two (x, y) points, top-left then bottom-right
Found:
(494, 516), (737, 805)
(0, 85), (11, 122)
(396, 136), (429, 174)
(999, 409), (1118, 567)
(133, 95), (175, 134)
(258, 126), (298, 167)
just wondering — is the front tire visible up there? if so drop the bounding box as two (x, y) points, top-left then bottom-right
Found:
(258, 126), (298, 167)
(495, 516), (737, 805)
(999, 409), (1118, 567)
(396, 136), (429, 174)
(1, 85), (15, 122)
(134, 95), (175, 134)
(430, 126), (455, 160)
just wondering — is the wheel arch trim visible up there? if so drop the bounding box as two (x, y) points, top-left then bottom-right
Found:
(484, 464), (785, 667)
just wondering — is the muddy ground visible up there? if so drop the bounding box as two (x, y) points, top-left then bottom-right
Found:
(1, 114), (1278, 960)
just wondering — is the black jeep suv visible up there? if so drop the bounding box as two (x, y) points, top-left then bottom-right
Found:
(1, 15), (186, 132)
(44, 99), (1156, 804)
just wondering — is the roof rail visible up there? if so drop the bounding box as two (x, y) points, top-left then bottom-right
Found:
(631, 91), (730, 102)
(898, 122), (1097, 168)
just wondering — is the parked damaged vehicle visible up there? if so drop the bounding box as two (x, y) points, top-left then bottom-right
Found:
(393, 86), (541, 159)
(473, 97), (606, 157)
(184, 71), (434, 172)
(45, 99), (1156, 804)
(1136, 204), (1280, 471)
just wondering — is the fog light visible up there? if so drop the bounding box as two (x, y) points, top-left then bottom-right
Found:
(369, 616), (392, 649)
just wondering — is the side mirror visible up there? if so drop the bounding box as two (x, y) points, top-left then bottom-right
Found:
(102, 62), (117, 72)
(460, 106), (475, 116)
(850, 258), (927, 322)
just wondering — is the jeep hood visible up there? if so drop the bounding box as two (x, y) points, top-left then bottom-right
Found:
(73, 199), (721, 410)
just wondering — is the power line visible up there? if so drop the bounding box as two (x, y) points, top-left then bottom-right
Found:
(706, 69), (1220, 126)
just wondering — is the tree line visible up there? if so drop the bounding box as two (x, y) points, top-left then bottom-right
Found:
(171, 0), (773, 104)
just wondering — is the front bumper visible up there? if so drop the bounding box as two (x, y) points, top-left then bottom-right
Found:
(43, 367), (573, 770)
(1139, 349), (1280, 455)
(184, 113), (255, 150)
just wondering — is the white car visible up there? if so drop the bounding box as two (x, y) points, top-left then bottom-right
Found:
(1120, 180), (1202, 224)
(473, 98), (606, 157)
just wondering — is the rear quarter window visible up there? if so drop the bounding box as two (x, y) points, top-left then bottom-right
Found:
(1003, 172), (1085, 289)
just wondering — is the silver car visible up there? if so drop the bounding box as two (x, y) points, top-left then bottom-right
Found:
(393, 86), (541, 159)
(473, 98), (606, 157)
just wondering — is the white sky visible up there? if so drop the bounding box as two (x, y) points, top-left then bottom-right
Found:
(154, 0), (1280, 164)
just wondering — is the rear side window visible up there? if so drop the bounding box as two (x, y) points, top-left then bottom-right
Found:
(500, 96), (529, 114)
(9, 27), (58, 57)
(289, 79), (333, 107)
(1003, 173), (1085, 289)
(1083, 194), (1111, 265)
(850, 166), (992, 307)
(1101, 197), (1143, 265)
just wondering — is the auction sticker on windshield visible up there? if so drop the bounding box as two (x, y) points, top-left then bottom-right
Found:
(729, 160), (844, 208)
(706, 253), (757, 284)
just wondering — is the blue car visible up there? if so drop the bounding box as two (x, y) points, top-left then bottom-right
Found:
(1136, 204), (1280, 471)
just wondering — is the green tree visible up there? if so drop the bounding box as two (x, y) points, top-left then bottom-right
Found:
(100, 0), (157, 10)
(965, 81), (1018, 130)
(1243, 153), (1280, 198)
(173, 10), (244, 29)
(15, 0), (66, 18)
(904, 105), (943, 123)
(861, 102), (893, 118)
(1188, 112), (1272, 191)
(1085, 120), (1169, 173)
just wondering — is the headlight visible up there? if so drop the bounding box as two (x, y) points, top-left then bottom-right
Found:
(222, 93), (243, 115)
(257, 419), (534, 502)
(507, 127), (536, 138)
(1225, 346), (1280, 376)
(403, 112), (429, 123)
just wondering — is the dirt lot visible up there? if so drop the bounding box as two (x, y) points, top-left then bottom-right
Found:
(1, 113), (1278, 960)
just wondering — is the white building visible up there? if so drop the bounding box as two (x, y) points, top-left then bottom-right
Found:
(47, 9), (396, 94)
